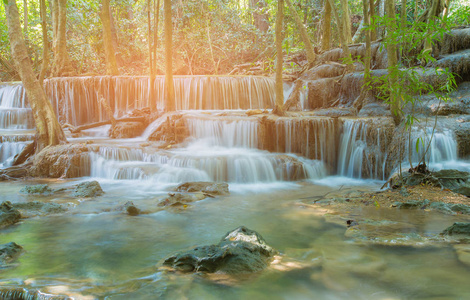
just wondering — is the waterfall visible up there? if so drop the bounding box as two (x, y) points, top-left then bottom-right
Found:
(44, 76), (276, 126)
(0, 83), (35, 167)
(272, 117), (337, 171)
(87, 145), (326, 183)
(337, 118), (392, 180)
(405, 127), (459, 169)
(185, 115), (259, 148)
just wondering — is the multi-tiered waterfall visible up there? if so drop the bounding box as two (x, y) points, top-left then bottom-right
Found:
(0, 76), (468, 183)
(0, 83), (35, 167)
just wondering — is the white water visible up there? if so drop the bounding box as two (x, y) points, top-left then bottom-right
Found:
(337, 119), (389, 180)
(0, 83), (35, 166)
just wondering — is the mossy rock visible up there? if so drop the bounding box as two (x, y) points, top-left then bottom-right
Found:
(72, 181), (104, 197)
(19, 184), (54, 195)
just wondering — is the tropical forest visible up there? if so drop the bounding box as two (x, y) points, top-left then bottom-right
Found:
(1, 0), (470, 298)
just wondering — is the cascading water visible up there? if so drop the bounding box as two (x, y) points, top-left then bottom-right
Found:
(0, 83), (35, 166)
(337, 118), (393, 180)
(45, 76), (276, 126)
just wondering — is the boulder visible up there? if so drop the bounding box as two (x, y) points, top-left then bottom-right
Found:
(122, 201), (141, 216)
(173, 182), (229, 196)
(0, 242), (23, 266)
(13, 201), (66, 217)
(429, 202), (470, 214)
(442, 222), (470, 236)
(391, 199), (430, 209)
(158, 192), (207, 209)
(109, 121), (146, 139)
(29, 144), (89, 178)
(19, 184), (54, 195)
(72, 181), (104, 197)
(0, 201), (21, 229)
(163, 226), (276, 274)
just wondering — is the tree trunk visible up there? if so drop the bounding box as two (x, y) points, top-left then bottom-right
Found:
(321, 0), (331, 51)
(150, 0), (161, 112)
(23, 0), (28, 35)
(164, 0), (175, 112)
(250, 0), (269, 32)
(4, 0), (66, 149)
(285, 0), (315, 66)
(369, 0), (377, 40)
(364, 0), (371, 78)
(51, 0), (58, 51)
(101, 0), (119, 75)
(51, 0), (73, 76)
(340, 0), (352, 43)
(423, 0), (440, 53)
(39, 0), (50, 85)
(275, 0), (284, 109)
(385, 0), (401, 125)
(351, 18), (364, 43)
(327, 0), (353, 67)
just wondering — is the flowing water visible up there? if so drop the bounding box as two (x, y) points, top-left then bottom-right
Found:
(1, 78), (470, 299)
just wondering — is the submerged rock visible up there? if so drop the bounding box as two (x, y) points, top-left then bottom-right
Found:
(429, 202), (470, 215)
(163, 226), (276, 274)
(158, 192), (207, 209)
(173, 182), (229, 196)
(72, 181), (104, 197)
(120, 201), (141, 216)
(391, 199), (430, 209)
(0, 202), (21, 229)
(13, 201), (67, 217)
(442, 222), (470, 236)
(19, 184), (54, 195)
(0, 242), (23, 266)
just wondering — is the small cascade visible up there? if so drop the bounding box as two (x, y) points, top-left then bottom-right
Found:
(269, 117), (337, 171)
(185, 115), (259, 148)
(337, 118), (393, 179)
(406, 127), (458, 166)
(0, 135), (35, 167)
(0, 83), (34, 130)
(45, 76), (276, 126)
(0, 83), (36, 168)
(87, 145), (326, 183)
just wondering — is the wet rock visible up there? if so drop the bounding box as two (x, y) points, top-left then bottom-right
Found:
(0, 201), (21, 229)
(72, 181), (104, 197)
(109, 121), (146, 139)
(0, 242), (23, 266)
(442, 222), (470, 236)
(158, 192), (207, 209)
(148, 113), (189, 144)
(358, 102), (392, 117)
(163, 226), (276, 274)
(13, 201), (67, 217)
(429, 202), (470, 215)
(173, 182), (229, 196)
(19, 184), (54, 195)
(391, 199), (430, 209)
(246, 109), (263, 116)
(122, 201), (141, 216)
(29, 144), (89, 178)
(0, 288), (70, 300)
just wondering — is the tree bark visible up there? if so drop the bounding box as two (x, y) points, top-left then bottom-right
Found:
(23, 0), (28, 35)
(364, 0), (371, 78)
(285, 0), (315, 66)
(369, 0), (377, 40)
(164, 0), (175, 112)
(39, 0), (50, 85)
(4, 0), (66, 149)
(340, 0), (352, 43)
(423, 0), (440, 53)
(275, 0), (284, 109)
(51, 0), (58, 51)
(149, 0), (161, 112)
(321, 0), (331, 51)
(385, 0), (401, 125)
(101, 0), (119, 75)
(51, 0), (73, 76)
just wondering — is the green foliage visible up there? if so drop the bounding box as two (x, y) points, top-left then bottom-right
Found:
(366, 14), (457, 169)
